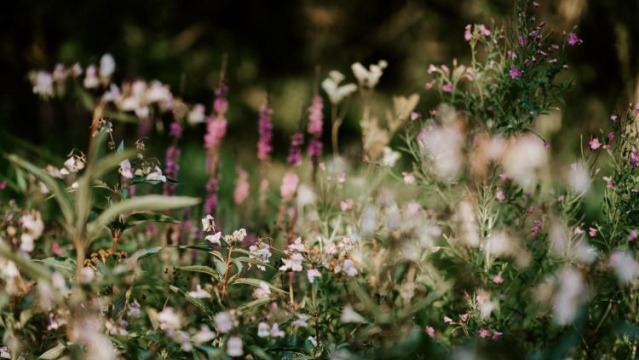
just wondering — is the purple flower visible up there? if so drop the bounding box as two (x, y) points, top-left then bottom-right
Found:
(287, 132), (304, 166)
(213, 84), (229, 114)
(307, 95), (323, 137)
(308, 138), (323, 159)
(163, 145), (180, 196)
(169, 121), (183, 138)
(509, 66), (522, 79)
(442, 83), (454, 93)
(204, 178), (219, 216)
(257, 103), (273, 161)
(0, 181), (6, 190)
(631, 147), (638, 167)
(566, 32), (582, 46)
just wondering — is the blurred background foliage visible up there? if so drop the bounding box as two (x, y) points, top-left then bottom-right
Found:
(0, 0), (637, 188)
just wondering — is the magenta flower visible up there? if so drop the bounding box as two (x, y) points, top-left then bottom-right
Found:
(257, 103), (273, 161)
(589, 138), (601, 150)
(566, 32), (583, 46)
(0, 181), (6, 190)
(287, 132), (304, 166)
(509, 66), (522, 79)
(478, 328), (491, 338)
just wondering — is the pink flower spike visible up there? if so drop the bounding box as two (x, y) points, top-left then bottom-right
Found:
(589, 138), (601, 150)
(629, 230), (638, 241)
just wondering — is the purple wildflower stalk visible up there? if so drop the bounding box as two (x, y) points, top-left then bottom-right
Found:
(163, 121), (182, 196)
(287, 132), (304, 166)
(257, 102), (273, 161)
(307, 95), (324, 180)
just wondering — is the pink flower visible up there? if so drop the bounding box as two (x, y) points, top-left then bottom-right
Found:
(464, 24), (472, 41)
(492, 275), (504, 284)
(280, 171), (299, 201)
(509, 66), (522, 79)
(629, 230), (638, 241)
(233, 167), (250, 206)
(496, 189), (506, 202)
(443, 316), (453, 324)
(478, 24), (491, 36)
(588, 227), (598, 237)
(610, 114), (618, 122)
(0, 181), (6, 190)
(426, 326), (435, 338)
(479, 328), (491, 338)
(492, 331), (503, 340)
(424, 82), (434, 90)
(566, 32), (582, 46)
(589, 138), (601, 150)
(442, 83), (454, 93)
(427, 64), (438, 74)
(603, 176), (615, 188)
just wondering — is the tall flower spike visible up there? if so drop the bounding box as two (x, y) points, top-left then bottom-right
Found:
(257, 101), (273, 161)
(287, 132), (304, 166)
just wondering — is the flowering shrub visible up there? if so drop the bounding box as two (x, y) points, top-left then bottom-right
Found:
(1, 1), (639, 359)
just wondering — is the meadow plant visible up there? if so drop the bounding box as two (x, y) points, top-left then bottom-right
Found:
(2, 1), (639, 359)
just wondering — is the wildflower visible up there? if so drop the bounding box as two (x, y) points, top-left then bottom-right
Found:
(280, 171), (299, 201)
(403, 172), (416, 184)
(442, 82), (454, 93)
(288, 237), (306, 252)
(99, 54), (116, 82)
(269, 323), (285, 338)
(32, 71), (54, 97)
(204, 116), (228, 150)
(188, 284), (211, 299)
(128, 299), (142, 318)
(631, 147), (639, 167)
(187, 104), (206, 125)
(203, 232), (222, 246)
(629, 230), (638, 241)
(257, 322), (270, 338)
(163, 145), (180, 195)
(307, 95), (324, 136)
(340, 304), (366, 323)
(342, 259), (358, 277)
(1, 346), (11, 359)
(588, 227), (598, 237)
(214, 311), (234, 333)
(119, 159), (134, 179)
(158, 307), (182, 331)
(351, 60), (387, 89)
(566, 32), (583, 46)
(553, 267), (586, 325)
(426, 326), (435, 338)
(603, 176), (615, 188)
(257, 102), (273, 161)
(322, 71), (357, 104)
(230, 228), (247, 242)
(509, 66), (522, 79)
(610, 251), (639, 284)
(287, 132), (304, 166)
(464, 24), (472, 41)
(83, 65), (99, 89)
(226, 336), (243, 357)
(589, 138), (601, 150)
(146, 166), (167, 182)
(192, 325), (216, 344)
(609, 114), (618, 122)
(201, 215), (216, 232)
(248, 242), (272, 271)
(493, 275), (504, 284)
(307, 268), (322, 283)
(233, 167), (250, 206)
(479, 328), (491, 338)
(280, 252), (304, 272)
(496, 189), (506, 202)
(292, 314), (310, 328)
(204, 178), (219, 215)
(252, 282), (271, 299)
(492, 331), (503, 340)
(380, 146), (401, 167)
(61, 153), (86, 174)
(501, 134), (548, 190)
(81, 267), (95, 284)
(307, 336), (318, 347)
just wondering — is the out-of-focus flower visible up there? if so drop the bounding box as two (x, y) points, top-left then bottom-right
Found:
(205, 232), (222, 245)
(99, 54), (116, 82)
(214, 311), (234, 333)
(32, 71), (54, 97)
(257, 103), (273, 161)
(610, 251), (639, 284)
(257, 322), (270, 338)
(589, 138), (601, 150)
(292, 314), (310, 328)
(280, 171), (299, 201)
(252, 282), (271, 299)
(146, 166), (166, 182)
(158, 307), (182, 331)
(192, 325), (216, 344)
(84, 65), (99, 89)
(340, 304), (366, 323)
(566, 32), (583, 46)
(119, 159), (134, 179)
(226, 337), (243, 357)
(568, 162), (590, 194)
(351, 60), (387, 88)
(380, 147), (401, 167)
(553, 267), (586, 325)
(233, 167), (250, 206)
(187, 104), (206, 125)
(188, 284), (211, 299)
(201, 215), (216, 232)
(509, 66), (523, 79)
(307, 268), (322, 283)
(322, 71), (357, 104)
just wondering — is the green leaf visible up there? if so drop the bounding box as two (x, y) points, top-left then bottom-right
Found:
(237, 297), (276, 311)
(231, 278), (287, 294)
(177, 265), (221, 281)
(89, 195), (199, 236)
(5, 154), (73, 226)
(135, 246), (164, 261)
(125, 212), (180, 227)
(213, 258), (226, 276)
(35, 257), (77, 278)
(38, 342), (66, 359)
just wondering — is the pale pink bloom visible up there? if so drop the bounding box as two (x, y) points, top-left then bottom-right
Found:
(340, 199), (354, 211)
(32, 71), (54, 96)
(280, 171), (299, 201)
(99, 54), (116, 82)
(187, 284), (211, 299)
(193, 325), (216, 344)
(403, 172), (416, 184)
(214, 311), (234, 333)
(496, 189), (506, 202)
(493, 275), (504, 284)
(479, 328), (491, 338)
(443, 316), (453, 324)
(307, 269), (322, 283)
(464, 24), (472, 41)
(226, 337), (243, 357)
(426, 326), (435, 338)
(83, 65), (99, 89)
(588, 227), (598, 237)
(204, 117), (227, 150)
(629, 230), (638, 241)
(233, 167), (250, 206)
(589, 138), (601, 150)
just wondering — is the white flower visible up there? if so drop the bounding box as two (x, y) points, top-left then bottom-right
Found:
(321, 70), (357, 104)
(119, 159), (133, 179)
(269, 323), (285, 338)
(158, 307), (182, 331)
(292, 314), (310, 328)
(81, 267), (95, 284)
(307, 269), (322, 283)
(187, 284), (211, 299)
(146, 166), (167, 182)
(419, 122), (465, 181)
(296, 184), (316, 207)
(351, 60), (387, 88)
(610, 251), (639, 284)
(188, 104), (206, 125)
(32, 71), (54, 97)
(342, 259), (358, 277)
(192, 325), (216, 344)
(201, 215), (216, 232)
(257, 322), (270, 338)
(380, 147), (401, 167)
(307, 336), (318, 347)
(249, 242), (272, 271)
(62, 154), (86, 174)
(553, 267), (586, 325)
(205, 232), (222, 245)
(99, 54), (116, 81)
(280, 252), (304, 272)
(340, 304), (366, 323)
(83, 65), (99, 89)
(288, 237), (306, 252)
(1, 346), (11, 359)
(226, 336), (243, 357)
(501, 134), (548, 190)
(253, 282), (271, 299)
(214, 311), (234, 333)
(232, 228), (247, 242)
